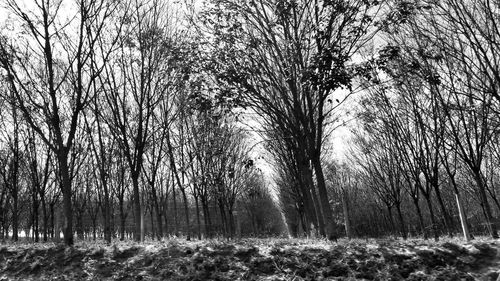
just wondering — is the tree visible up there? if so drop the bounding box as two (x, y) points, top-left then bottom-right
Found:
(200, 0), (385, 238)
(382, 0), (499, 238)
(100, 0), (179, 241)
(84, 98), (115, 243)
(325, 161), (354, 239)
(0, 0), (123, 245)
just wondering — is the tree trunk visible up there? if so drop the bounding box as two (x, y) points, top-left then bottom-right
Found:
(119, 198), (126, 241)
(412, 197), (427, 239)
(163, 196), (169, 236)
(298, 206), (310, 235)
(228, 209), (235, 238)
(448, 173), (471, 241)
(455, 192), (471, 241)
(235, 210), (241, 238)
(58, 152), (74, 246)
(0, 203), (3, 241)
(172, 184), (179, 236)
(386, 205), (395, 236)
(140, 208), (145, 242)
(151, 206), (156, 239)
(201, 198), (212, 238)
(309, 185), (324, 236)
(131, 173), (141, 241)
(11, 192), (18, 242)
(219, 200), (227, 236)
(194, 193), (202, 240)
(299, 159), (322, 235)
(76, 211), (84, 240)
(180, 188), (190, 240)
(92, 216), (97, 241)
(312, 157), (337, 240)
(32, 187), (39, 242)
(163, 212), (169, 237)
(155, 207), (163, 240)
(395, 203), (407, 240)
(11, 105), (20, 242)
(341, 189), (352, 239)
(1, 203), (7, 240)
(474, 171), (499, 238)
(297, 213), (304, 237)
(489, 191), (500, 215)
(296, 151), (319, 235)
(103, 190), (112, 244)
(111, 205), (116, 239)
(150, 184), (163, 240)
(424, 195), (439, 241)
(432, 182), (454, 237)
(54, 207), (61, 242)
(41, 196), (48, 242)
(50, 202), (55, 239)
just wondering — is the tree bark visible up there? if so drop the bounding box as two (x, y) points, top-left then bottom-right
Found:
(194, 191), (202, 240)
(298, 157), (321, 235)
(140, 208), (145, 242)
(432, 182), (454, 237)
(76, 210), (84, 240)
(54, 206), (61, 242)
(58, 151), (74, 245)
(180, 188), (190, 240)
(312, 157), (336, 240)
(395, 203), (407, 240)
(386, 205), (395, 236)
(103, 189), (112, 244)
(41, 196), (48, 242)
(474, 172), (498, 238)
(455, 192), (471, 241)
(341, 189), (352, 239)
(147, 180), (163, 240)
(172, 181), (179, 236)
(131, 173), (142, 242)
(424, 194), (439, 241)
(119, 198), (126, 241)
(412, 197), (427, 239)
(11, 191), (18, 242)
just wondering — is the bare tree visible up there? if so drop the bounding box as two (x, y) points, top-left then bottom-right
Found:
(0, 0), (123, 245)
(200, 0), (386, 238)
(100, 0), (180, 241)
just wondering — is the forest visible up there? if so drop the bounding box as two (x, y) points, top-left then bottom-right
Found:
(0, 0), (500, 277)
(2, 0), (500, 279)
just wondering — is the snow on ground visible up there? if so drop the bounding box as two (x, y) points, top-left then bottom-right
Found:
(0, 237), (499, 280)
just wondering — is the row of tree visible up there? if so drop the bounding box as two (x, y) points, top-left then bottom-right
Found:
(201, 0), (387, 240)
(214, 0), (500, 242)
(344, 0), (500, 240)
(2, 0), (498, 245)
(0, 0), (285, 245)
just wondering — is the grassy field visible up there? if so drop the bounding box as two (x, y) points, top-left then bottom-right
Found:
(0, 237), (498, 280)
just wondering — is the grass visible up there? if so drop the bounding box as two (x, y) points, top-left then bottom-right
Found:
(0, 236), (498, 280)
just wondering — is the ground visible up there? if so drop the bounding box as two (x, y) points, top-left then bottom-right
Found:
(0, 238), (499, 280)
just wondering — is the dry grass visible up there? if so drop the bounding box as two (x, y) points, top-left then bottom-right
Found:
(0, 237), (498, 280)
